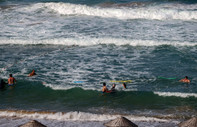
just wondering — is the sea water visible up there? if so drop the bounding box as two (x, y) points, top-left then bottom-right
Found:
(0, 0), (197, 126)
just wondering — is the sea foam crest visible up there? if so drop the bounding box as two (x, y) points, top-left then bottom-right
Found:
(0, 110), (169, 122)
(44, 2), (197, 20)
(154, 92), (197, 98)
(0, 38), (196, 46)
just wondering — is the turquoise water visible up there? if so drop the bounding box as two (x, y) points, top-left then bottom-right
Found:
(0, 0), (197, 126)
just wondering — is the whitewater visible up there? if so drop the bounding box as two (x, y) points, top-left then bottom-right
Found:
(0, 0), (197, 126)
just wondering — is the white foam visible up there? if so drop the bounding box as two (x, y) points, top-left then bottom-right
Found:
(0, 38), (196, 46)
(42, 2), (197, 21)
(154, 92), (197, 98)
(42, 82), (72, 90)
(42, 82), (99, 91)
(0, 110), (170, 123)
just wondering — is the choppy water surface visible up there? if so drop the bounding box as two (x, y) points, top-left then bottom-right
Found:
(0, 0), (197, 126)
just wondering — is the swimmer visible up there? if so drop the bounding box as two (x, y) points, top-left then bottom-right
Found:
(110, 84), (116, 92)
(122, 83), (127, 89)
(102, 82), (108, 93)
(179, 76), (190, 83)
(28, 69), (36, 77)
(8, 74), (16, 86)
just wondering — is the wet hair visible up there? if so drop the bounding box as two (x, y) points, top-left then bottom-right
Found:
(103, 82), (106, 86)
(185, 76), (188, 79)
(123, 83), (127, 89)
(9, 74), (12, 77)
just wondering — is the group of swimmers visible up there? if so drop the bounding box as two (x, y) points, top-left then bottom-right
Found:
(102, 82), (127, 93)
(102, 76), (191, 93)
(0, 70), (36, 89)
(0, 70), (191, 91)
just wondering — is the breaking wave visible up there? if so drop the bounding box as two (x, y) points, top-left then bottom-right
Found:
(42, 2), (197, 21)
(0, 110), (172, 122)
(154, 92), (197, 98)
(0, 38), (196, 46)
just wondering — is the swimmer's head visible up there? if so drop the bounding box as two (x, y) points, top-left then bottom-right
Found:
(9, 74), (12, 77)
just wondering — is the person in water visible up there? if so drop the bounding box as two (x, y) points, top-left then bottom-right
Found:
(0, 79), (7, 89)
(179, 76), (190, 83)
(110, 84), (116, 92)
(28, 69), (36, 77)
(102, 82), (108, 93)
(8, 74), (16, 86)
(122, 83), (127, 89)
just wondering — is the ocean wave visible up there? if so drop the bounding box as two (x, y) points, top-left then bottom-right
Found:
(0, 38), (196, 46)
(42, 2), (197, 21)
(154, 92), (197, 98)
(0, 110), (171, 123)
(42, 82), (92, 90)
(41, 82), (197, 99)
(44, 84), (197, 99)
(42, 82), (137, 92)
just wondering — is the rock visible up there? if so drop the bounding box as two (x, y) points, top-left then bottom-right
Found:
(178, 117), (197, 127)
(19, 120), (47, 127)
(104, 116), (138, 127)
